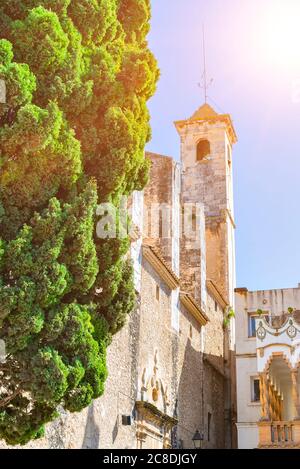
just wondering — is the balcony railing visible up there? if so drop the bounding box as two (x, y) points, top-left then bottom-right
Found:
(271, 422), (293, 445)
(258, 421), (300, 448)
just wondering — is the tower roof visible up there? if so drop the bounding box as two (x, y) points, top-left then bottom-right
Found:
(190, 103), (218, 120)
(174, 102), (238, 145)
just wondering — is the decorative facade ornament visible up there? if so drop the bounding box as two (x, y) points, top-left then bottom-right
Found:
(287, 321), (297, 339)
(136, 351), (176, 449)
(140, 351), (170, 411)
(256, 316), (300, 380)
(257, 324), (266, 341)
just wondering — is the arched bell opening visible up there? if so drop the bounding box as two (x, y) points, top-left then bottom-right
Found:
(196, 139), (211, 161)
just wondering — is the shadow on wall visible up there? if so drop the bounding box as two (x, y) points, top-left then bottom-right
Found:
(82, 402), (100, 449)
(112, 417), (119, 444)
(176, 338), (226, 449)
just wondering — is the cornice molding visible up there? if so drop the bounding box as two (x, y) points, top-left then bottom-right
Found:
(236, 353), (256, 359)
(174, 114), (238, 146)
(142, 245), (180, 290)
(206, 279), (229, 310)
(180, 293), (209, 326)
(135, 401), (178, 427)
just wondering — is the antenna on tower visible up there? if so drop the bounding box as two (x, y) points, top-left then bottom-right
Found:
(198, 24), (213, 103)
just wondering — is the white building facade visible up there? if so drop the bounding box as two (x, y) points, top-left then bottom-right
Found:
(235, 285), (300, 449)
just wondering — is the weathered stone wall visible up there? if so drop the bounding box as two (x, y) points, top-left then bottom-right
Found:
(175, 289), (230, 449)
(206, 216), (229, 305)
(143, 152), (175, 267)
(177, 111), (237, 448)
(180, 203), (207, 308)
(202, 291), (226, 449)
(137, 258), (176, 413)
(180, 123), (229, 213)
(178, 117), (235, 308)
(176, 305), (203, 449)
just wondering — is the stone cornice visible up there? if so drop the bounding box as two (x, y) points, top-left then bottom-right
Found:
(180, 293), (209, 326)
(135, 401), (178, 427)
(174, 114), (238, 146)
(235, 287), (248, 295)
(142, 244), (180, 290)
(236, 353), (256, 359)
(206, 279), (229, 310)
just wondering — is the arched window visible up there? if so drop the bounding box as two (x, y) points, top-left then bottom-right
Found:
(196, 139), (211, 161)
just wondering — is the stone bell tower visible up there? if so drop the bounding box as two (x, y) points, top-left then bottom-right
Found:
(175, 103), (237, 309)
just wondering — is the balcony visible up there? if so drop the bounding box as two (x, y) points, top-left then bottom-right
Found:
(258, 420), (300, 449)
(255, 314), (300, 448)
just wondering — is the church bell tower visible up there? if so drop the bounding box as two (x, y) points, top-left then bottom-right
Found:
(175, 103), (237, 309)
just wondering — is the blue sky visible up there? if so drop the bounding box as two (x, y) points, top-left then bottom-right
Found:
(146, 0), (300, 291)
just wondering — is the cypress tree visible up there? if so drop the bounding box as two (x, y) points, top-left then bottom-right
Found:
(0, 0), (158, 445)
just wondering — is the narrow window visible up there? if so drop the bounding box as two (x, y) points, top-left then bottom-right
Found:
(159, 210), (163, 238)
(196, 139), (211, 161)
(251, 377), (261, 402)
(190, 325), (193, 339)
(248, 312), (268, 338)
(192, 205), (197, 232)
(208, 412), (212, 442)
(248, 315), (257, 338)
(214, 301), (218, 312)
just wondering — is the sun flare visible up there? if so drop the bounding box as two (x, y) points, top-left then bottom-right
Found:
(262, 0), (300, 68)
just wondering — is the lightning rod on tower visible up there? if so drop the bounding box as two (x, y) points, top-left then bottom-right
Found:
(198, 24), (213, 103)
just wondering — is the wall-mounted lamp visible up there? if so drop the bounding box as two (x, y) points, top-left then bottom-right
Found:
(192, 429), (204, 450)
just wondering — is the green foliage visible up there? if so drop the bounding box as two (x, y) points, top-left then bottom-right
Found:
(223, 317), (230, 328)
(0, 0), (158, 445)
(227, 309), (235, 319)
(223, 308), (235, 328)
(257, 309), (263, 316)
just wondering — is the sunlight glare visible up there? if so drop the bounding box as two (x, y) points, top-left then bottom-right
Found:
(262, 0), (300, 69)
